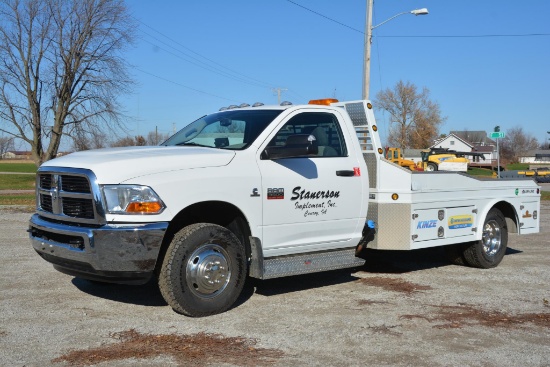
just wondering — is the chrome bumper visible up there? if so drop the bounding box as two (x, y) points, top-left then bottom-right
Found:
(29, 214), (168, 284)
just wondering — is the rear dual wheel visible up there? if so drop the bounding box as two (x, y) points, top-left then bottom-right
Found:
(446, 208), (508, 269)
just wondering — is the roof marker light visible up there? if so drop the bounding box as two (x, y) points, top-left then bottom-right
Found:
(280, 101), (293, 106)
(239, 103), (250, 108)
(252, 102), (264, 107)
(309, 98), (339, 106)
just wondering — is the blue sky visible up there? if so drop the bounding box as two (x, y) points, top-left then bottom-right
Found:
(123, 1), (550, 145)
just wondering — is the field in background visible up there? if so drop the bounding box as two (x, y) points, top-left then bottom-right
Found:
(0, 161), (37, 173)
(0, 162), (36, 206)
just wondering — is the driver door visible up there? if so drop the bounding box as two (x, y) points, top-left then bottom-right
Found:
(257, 110), (365, 257)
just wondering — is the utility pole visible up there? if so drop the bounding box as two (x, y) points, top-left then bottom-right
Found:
(272, 87), (288, 104)
(362, 0), (374, 100)
(362, 2), (428, 100)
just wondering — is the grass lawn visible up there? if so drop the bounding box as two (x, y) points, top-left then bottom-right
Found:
(506, 163), (530, 171)
(467, 167), (495, 177)
(0, 174), (36, 190)
(0, 161), (37, 173)
(0, 193), (35, 206)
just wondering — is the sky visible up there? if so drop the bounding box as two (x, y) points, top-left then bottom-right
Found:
(120, 0), (550, 146)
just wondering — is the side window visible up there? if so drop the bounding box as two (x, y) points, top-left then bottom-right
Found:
(268, 112), (348, 157)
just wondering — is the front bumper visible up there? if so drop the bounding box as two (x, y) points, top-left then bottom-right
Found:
(29, 214), (168, 284)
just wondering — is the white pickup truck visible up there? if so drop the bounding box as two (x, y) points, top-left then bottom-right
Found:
(29, 99), (541, 316)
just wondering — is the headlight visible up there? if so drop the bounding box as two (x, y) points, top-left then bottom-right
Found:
(101, 185), (165, 214)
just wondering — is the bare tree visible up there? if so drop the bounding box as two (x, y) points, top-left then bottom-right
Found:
(71, 123), (107, 152)
(0, 0), (135, 166)
(0, 134), (15, 158)
(500, 127), (539, 163)
(375, 80), (445, 149)
(146, 130), (171, 145)
(110, 136), (135, 147)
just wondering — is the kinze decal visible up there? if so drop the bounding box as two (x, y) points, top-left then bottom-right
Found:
(448, 215), (473, 229)
(417, 220), (437, 229)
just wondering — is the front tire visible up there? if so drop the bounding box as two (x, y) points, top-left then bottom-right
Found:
(463, 208), (508, 268)
(426, 162), (438, 171)
(158, 223), (247, 317)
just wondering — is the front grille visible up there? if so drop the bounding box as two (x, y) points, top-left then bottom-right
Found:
(61, 175), (90, 193)
(36, 169), (103, 224)
(40, 174), (52, 189)
(40, 194), (53, 212)
(62, 197), (95, 219)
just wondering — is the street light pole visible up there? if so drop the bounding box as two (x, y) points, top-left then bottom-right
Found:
(362, 0), (374, 100)
(362, 3), (429, 100)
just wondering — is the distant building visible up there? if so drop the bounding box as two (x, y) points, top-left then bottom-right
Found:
(430, 132), (497, 167)
(1, 150), (32, 160)
(518, 150), (550, 164)
(431, 133), (473, 152)
(449, 131), (496, 147)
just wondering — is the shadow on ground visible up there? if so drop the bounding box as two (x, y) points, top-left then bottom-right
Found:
(69, 246), (523, 307)
(71, 277), (167, 307)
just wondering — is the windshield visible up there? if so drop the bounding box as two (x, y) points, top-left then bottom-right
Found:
(162, 109), (283, 150)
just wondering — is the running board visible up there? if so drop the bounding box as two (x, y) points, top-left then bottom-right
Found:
(249, 237), (365, 280)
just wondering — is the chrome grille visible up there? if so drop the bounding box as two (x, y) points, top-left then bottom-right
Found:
(40, 175), (52, 190)
(36, 168), (104, 224)
(62, 197), (95, 219)
(40, 194), (53, 212)
(60, 175), (90, 193)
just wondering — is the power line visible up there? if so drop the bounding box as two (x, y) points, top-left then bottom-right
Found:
(138, 35), (271, 89)
(135, 68), (240, 103)
(284, 0), (363, 34)
(377, 33), (550, 38)
(284, 1), (550, 38)
(135, 18), (275, 89)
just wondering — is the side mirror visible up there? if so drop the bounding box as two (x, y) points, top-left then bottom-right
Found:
(262, 134), (318, 160)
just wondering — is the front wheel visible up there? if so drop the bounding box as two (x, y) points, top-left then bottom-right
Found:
(426, 162), (438, 171)
(158, 223), (247, 317)
(463, 208), (508, 268)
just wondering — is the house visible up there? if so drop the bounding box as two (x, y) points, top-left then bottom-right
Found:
(518, 150), (550, 164)
(430, 132), (498, 168)
(1, 150), (32, 160)
(450, 131), (496, 146)
(431, 133), (473, 152)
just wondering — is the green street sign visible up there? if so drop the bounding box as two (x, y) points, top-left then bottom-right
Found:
(490, 132), (505, 139)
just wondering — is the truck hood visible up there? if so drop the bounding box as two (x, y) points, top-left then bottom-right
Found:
(42, 146), (236, 183)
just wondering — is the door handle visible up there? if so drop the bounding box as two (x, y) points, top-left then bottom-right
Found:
(336, 170), (355, 177)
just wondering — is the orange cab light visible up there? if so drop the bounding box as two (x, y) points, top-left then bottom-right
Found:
(126, 201), (163, 213)
(308, 98), (339, 106)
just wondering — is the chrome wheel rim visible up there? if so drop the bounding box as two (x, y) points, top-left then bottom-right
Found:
(482, 219), (501, 257)
(186, 244), (231, 299)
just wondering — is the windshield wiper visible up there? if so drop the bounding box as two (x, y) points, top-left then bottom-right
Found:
(176, 142), (211, 148)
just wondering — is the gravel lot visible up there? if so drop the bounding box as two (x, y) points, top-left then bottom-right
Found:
(1, 204), (549, 367)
